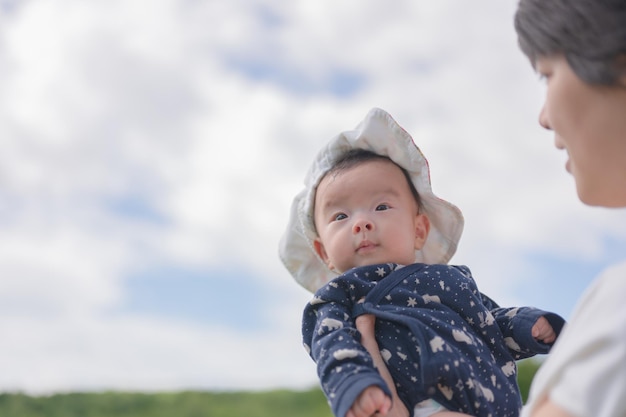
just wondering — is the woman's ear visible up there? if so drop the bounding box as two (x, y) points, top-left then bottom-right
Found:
(314, 238), (333, 270)
(615, 53), (626, 88)
(617, 54), (626, 87)
(414, 213), (431, 250)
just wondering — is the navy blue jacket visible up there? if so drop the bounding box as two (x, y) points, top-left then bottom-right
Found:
(302, 263), (565, 417)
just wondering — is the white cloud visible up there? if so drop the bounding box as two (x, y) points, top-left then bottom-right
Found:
(0, 314), (317, 393)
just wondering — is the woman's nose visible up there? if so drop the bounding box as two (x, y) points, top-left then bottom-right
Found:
(539, 105), (552, 130)
(353, 218), (373, 234)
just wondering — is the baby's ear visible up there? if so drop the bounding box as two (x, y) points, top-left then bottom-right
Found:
(414, 213), (430, 250)
(313, 238), (332, 269)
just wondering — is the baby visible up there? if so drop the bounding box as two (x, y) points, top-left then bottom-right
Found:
(279, 108), (564, 417)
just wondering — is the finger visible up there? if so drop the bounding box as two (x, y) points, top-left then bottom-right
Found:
(373, 396), (391, 416)
(356, 314), (376, 338)
(533, 317), (550, 339)
(355, 393), (379, 417)
(543, 331), (556, 344)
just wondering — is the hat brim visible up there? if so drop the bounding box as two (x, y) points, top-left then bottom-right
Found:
(279, 107), (464, 293)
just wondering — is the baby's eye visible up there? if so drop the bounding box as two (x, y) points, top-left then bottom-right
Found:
(333, 213), (347, 221)
(375, 204), (390, 211)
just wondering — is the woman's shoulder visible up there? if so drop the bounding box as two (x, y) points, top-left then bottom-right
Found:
(594, 260), (626, 293)
(600, 259), (626, 276)
(569, 260), (626, 328)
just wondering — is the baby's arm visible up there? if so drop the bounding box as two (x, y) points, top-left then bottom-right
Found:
(485, 299), (565, 358)
(532, 316), (557, 344)
(355, 315), (409, 417)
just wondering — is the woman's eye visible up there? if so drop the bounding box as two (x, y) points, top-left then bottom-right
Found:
(537, 72), (551, 83)
(375, 204), (389, 211)
(333, 213), (347, 221)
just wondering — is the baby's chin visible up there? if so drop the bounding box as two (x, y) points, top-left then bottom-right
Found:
(359, 255), (415, 268)
(339, 259), (411, 273)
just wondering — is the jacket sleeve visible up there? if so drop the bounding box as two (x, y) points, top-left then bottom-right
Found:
(302, 279), (390, 417)
(481, 292), (566, 359)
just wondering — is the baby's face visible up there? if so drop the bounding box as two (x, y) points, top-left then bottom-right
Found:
(313, 159), (429, 273)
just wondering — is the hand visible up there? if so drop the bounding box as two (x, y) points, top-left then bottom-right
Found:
(346, 386), (391, 417)
(355, 315), (410, 417)
(532, 316), (556, 344)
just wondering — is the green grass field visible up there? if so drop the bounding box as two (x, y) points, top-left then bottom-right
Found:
(0, 359), (540, 417)
(0, 388), (333, 417)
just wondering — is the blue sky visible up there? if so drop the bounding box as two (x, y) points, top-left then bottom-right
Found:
(1, 0), (626, 394)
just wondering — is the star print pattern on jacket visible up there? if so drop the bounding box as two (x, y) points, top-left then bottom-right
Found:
(302, 263), (565, 417)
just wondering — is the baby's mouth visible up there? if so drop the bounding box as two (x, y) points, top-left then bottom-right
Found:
(356, 240), (376, 252)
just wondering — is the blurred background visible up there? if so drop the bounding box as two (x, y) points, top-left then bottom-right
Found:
(1, 0), (625, 395)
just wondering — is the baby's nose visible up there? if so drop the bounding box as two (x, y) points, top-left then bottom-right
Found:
(353, 218), (373, 233)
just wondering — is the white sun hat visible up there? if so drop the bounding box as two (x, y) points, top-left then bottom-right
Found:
(279, 107), (464, 293)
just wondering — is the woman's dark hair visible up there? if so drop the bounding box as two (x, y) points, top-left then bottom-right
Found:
(514, 0), (626, 85)
(327, 148), (423, 210)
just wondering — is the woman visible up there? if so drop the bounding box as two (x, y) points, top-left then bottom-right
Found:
(514, 0), (626, 416)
